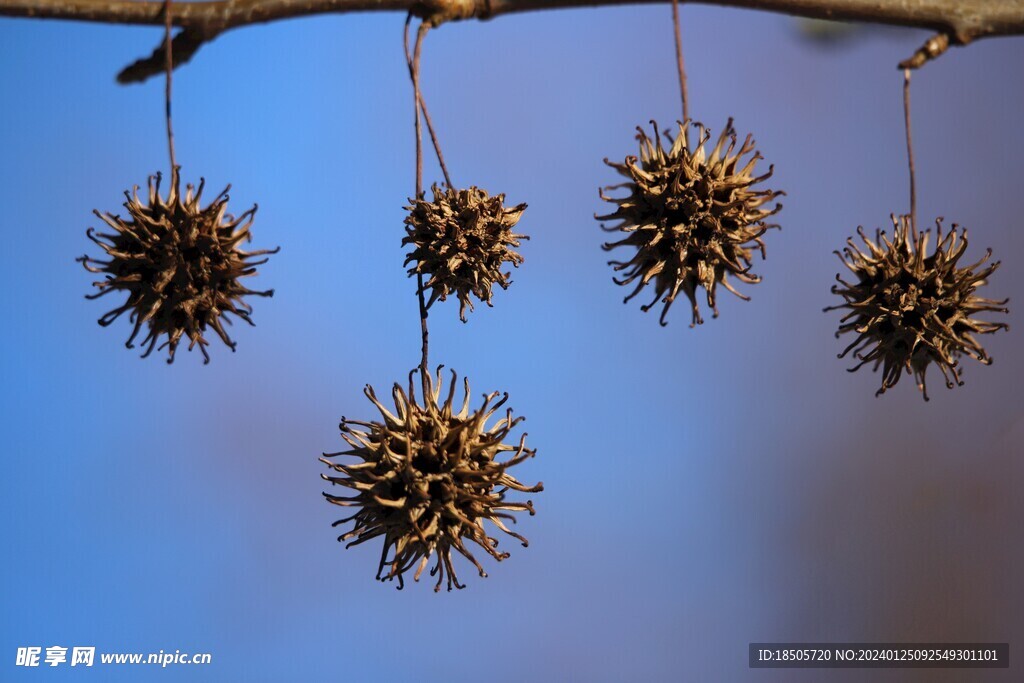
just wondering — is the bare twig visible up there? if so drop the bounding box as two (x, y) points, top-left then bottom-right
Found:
(2, 0), (1022, 82)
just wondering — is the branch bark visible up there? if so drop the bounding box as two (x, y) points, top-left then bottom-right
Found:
(2, 0), (1022, 82)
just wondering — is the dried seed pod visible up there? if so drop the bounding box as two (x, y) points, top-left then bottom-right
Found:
(403, 184), (528, 322)
(322, 367), (542, 592)
(598, 119), (783, 326)
(826, 215), (1009, 400)
(78, 167), (278, 363)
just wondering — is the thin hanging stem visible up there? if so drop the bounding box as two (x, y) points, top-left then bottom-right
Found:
(405, 15), (431, 396)
(163, 0), (177, 171)
(422, 94), (452, 188)
(903, 68), (916, 232)
(671, 0), (689, 121)
(404, 20), (451, 187)
(404, 17), (423, 195)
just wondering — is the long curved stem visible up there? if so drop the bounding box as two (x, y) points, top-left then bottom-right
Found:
(903, 68), (916, 232)
(406, 17), (431, 397)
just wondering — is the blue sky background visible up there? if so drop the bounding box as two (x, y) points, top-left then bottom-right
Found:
(1, 5), (1022, 681)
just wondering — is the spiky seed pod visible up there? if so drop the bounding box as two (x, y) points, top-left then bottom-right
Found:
(321, 367), (542, 592)
(403, 184), (528, 322)
(826, 215), (1009, 401)
(598, 119), (783, 326)
(78, 167), (278, 363)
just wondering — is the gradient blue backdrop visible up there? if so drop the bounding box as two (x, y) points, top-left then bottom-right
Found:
(1, 6), (1022, 681)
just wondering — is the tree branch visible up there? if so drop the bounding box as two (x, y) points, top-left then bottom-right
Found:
(2, 0), (1022, 82)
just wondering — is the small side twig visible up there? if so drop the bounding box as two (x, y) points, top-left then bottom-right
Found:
(117, 27), (213, 84)
(899, 32), (950, 70)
